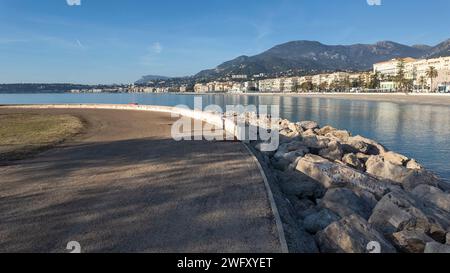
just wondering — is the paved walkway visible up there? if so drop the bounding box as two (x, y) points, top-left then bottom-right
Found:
(0, 108), (282, 253)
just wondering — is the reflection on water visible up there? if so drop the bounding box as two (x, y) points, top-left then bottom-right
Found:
(1, 93), (449, 180)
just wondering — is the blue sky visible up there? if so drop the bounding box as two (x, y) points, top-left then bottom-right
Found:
(0, 0), (449, 84)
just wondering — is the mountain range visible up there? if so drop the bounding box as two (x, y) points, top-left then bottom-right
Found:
(138, 39), (450, 83)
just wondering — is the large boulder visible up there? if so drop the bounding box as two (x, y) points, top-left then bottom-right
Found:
(365, 155), (410, 184)
(288, 122), (303, 135)
(317, 125), (336, 136)
(365, 156), (439, 192)
(319, 188), (374, 219)
(316, 215), (397, 253)
(275, 170), (325, 200)
(383, 151), (409, 166)
(349, 135), (387, 155)
(319, 140), (343, 161)
(298, 121), (319, 131)
(447, 233), (450, 245)
(400, 170), (441, 192)
(342, 153), (365, 171)
(303, 209), (340, 234)
(300, 136), (330, 150)
(411, 184), (450, 213)
(296, 154), (392, 198)
(326, 130), (351, 142)
(368, 190), (448, 242)
(424, 242), (450, 253)
(342, 139), (370, 154)
(271, 158), (291, 172)
(406, 159), (423, 170)
(391, 230), (435, 253)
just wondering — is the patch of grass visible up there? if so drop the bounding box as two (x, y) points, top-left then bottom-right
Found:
(0, 113), (84, 162)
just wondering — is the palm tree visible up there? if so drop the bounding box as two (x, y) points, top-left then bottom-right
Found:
(426, 66), (439, 92)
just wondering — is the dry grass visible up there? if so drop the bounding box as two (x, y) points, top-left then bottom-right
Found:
(0, 113), (84, 162)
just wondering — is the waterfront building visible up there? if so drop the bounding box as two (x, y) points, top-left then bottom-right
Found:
(258, 78), (275, 92)
(283, 77), (298, 92)
(194, 83), (208, 93)
(179, 85), (187, 93)
(374, 56), (450, 91)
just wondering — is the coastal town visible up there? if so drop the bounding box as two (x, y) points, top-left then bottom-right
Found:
(70, 55), (450, 94)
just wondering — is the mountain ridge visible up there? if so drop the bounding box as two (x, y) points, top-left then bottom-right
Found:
(138, 39), (450, 83)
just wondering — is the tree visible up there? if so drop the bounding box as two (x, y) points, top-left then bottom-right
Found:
(319, 82), (329, 92)
(300, 81), (313, 92)
(368, 71), (380, 89)
(418, 76), (426, 92)
(395, 59), (408, 92)
(426, 66), (439, 92)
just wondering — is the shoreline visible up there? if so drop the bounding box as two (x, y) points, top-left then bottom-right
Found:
(177, 92), (450, 107)
(2, 92), (450, 107)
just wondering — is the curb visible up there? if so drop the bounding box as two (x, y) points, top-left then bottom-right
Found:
(242, 143), (289, 253)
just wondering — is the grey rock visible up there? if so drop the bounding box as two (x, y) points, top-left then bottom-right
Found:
(391, 230), (435, 253)
(304, 209), (340, 234)
(368, 190), (448, 242)
(287, 122), (302, 134)
(301, 136), (330, 150)
(325, 130), (351, 142)
(383, 151), (409, 166)
(401, 169), (441, 192)
(320, 188), (374, 219)
(298, 121), (319, 130)
(365, 155), (410, 184)
(447, 233), (450, 245)
(317, 125), (336, 136)
(271, 158), (291, 171)
(342, 153), (365, 171)
(316, 214), (397, 253)
(356, 152), (371, 163)
(342, 139), (370, 154)
(350, 135), (387, 155)
(288, 198), (317, 219)
(276, 170), (325, 200)
(411, 184), (450, 212)
(319, 140), (343, 161)
(302, 129), (317, 136)
(354, 189), (379, 209)
(406, 159), (423, 170)
(424, 242), (450, 253)
(296, 154), (391, 198)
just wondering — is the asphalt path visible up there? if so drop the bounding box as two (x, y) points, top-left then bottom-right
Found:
(0, 108), (281, 253)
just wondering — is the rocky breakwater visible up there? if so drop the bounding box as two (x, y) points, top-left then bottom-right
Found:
(251, 118), (450, 253)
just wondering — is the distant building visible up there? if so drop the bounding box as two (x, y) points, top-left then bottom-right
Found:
(194, 83), (208, 93)
(179, 85), (187, 92)
(231, 74), (248, 80)
(282, 77), (298, 92)
(374, 56), (450, 91)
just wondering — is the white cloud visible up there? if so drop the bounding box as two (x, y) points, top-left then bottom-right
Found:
(151, 42), (163, 54)
(66, 0), (81, 6)
(76, 39), (84, 49)
(367, 0), (382, 6)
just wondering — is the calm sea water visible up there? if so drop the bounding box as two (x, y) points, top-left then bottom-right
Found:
(1, 93), (450, 181)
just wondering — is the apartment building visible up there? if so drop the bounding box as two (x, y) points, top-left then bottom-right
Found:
(283, 77), (299, 92)
(194, 83), (209, 93)
(374, 56), (450, 91)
